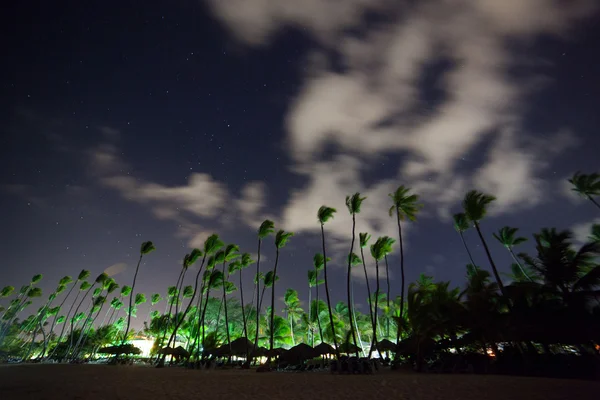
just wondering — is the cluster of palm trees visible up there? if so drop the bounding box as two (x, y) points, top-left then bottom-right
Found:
(0, 171), (599, 370)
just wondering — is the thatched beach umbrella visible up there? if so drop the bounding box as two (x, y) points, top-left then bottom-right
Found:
(377, 339), (397, 352)
(314, 342), (335, 356)
(228, 337), (254, 356)
(338, 342), (361, 354)
(280, 343), (317, 363)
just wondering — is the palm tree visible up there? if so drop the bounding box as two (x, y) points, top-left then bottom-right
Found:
(308, 255), (325, 345)
(382, 236), (396, 340)
(368, 237), (387, 358)
(318, 206), (340, 359)
(161, 234), (222, 364)
(453, 213), (476, 266)
(359, 233), (375, 329)
(253, 220), (274, 359)
(493, 226), (532, 281)
(48, 271), (90, 359)
(463, 190), (507, 297)
(122, 241), (155, 345)
(147, 293), (162, 323)
(220, 244), (240, 355)
(389, 185), (422, 343)
(349, 252), (366, 355)
(283, 289), (302, 345)
(568, 171), (600, 210)
(345, 192), (366, 357)
(66, 273), (108, 358)
(269, 230), (294, 358)
(169, 248), (202, 347)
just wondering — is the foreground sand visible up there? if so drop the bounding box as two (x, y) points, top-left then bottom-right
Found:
(0, 364), (597, 400)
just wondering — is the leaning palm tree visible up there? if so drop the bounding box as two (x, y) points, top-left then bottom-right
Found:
(463, 190), (507, 296)
(269, 230), (294, 358)
(345, 192), (366, 357)
(283, 289), (302, 346)
(389, 185), (422, 343)
(309, 255), (326, 345)
(453, 213), (477, 266)
(318, 205), (339, 359)
(253, 220), (275, 359)
(493, 226), (532, 281)
(568, 171), (600, 210)
(159, 234), (223, 366)
(122, 241), (155, 345)
(220, 244), (240, 355)
(381, 236), (396, 340)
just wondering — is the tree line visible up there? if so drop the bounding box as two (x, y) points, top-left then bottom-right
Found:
(0, 171), (599, 372)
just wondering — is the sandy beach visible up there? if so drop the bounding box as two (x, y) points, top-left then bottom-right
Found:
(0, 364), (597, 400)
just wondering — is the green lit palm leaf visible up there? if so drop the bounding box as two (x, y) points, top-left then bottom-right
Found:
(346, 192), (367, 214)
(275, 229), (294, 248)
(140, 241), (156, 255)
(317, 206), (337, 224)
(359, 232), (371, 248)
(77, 269), (90, 281)
(462, 190), (495, 222)
(452, 213), (470, 233)
(258, 220), (275, 239)
(388, 185), (422, 221)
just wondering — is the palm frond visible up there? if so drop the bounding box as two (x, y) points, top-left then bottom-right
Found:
(317, 206), (337, 224)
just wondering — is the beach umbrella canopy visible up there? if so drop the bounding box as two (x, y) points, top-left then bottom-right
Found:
(377, 339), (397, 352)
(314, 342), (335, 355)
(173, 346), (190, 357)
(338, 342), (361, 354)
(281, 343), (317, 363)
(228, 337), (255, 356)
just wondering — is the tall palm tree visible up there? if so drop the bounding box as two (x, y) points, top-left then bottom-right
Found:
(493, 226), (532, 281)
(389, 185), (422, 343)
(318, 205), (339, 359)
(462, 190), (507, 296)
(220, 244), (240, 355)
(349, 252), (366, 355)
(453, 213), (477, 266)
(269, 230), (294, 358)
(122, 241), (155, 345)
(368, 237), (387, 358)
(48, 271), (90, 359)
(283, 289), (302, 346)
(568, 171), (600, 210)
(253, 220), (274, 359)
(170, 248), (202, 347)
(345, 192), (366, 357)
(66, 273), (108, 358)
(359, 233), (375, 329)
(308, 255), (326, 345)
(382, 237), (396, 339)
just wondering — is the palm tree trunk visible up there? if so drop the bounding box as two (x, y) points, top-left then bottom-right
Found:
(43, 281), (77, 357)
(171, 268), (187, 344)
(368, 259), (380, 359)
(321, 223), (340, 360)
(269, 248), (280, 357)
(384, 254), (391, 339)
(347, 213), (359, 357)
(474, 221), (507, 296)
(395, 212), (405, 344)
(587, 195), (600, 210)
(315, 273), (324, 344)
(351, 276), (365, 356)
(308, 286), (313, 346)
(122, 253), (144, 345)
(289, 314), (295, 346)
(65, 284), (96, 360)
(238, 270), (251, 364)
(222, 262), (232, 360)
(159, 267), (185, 353)
(360, 248), (375, 329)
(49, 289), (81, 359)
(459, 231), (477, 267)
(252, 238), (262, 361)
(508, 248), (533, 281)
(158, 254), (207, 367)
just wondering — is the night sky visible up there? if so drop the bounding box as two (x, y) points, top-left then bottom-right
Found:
(2, 1), (600, 326)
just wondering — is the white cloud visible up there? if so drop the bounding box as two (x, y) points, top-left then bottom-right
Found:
(571, 218), (600, 244)
(202, 0), (596, 273)
(104, 262), (127, 277)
